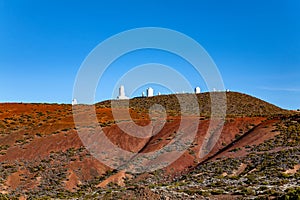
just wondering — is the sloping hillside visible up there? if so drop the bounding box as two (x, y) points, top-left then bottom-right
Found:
(0, 92), (298, 199)
(98, 92), (288, 117)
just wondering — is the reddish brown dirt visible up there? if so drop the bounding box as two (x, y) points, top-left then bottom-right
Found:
(283, 164), (300, 174)
(96, 170), (132, 188)
(0, 130), (82, 162)
(0, 103), (275, 193)
(5, 170), (22, 190)
(64, 169), (81, 192)
(212, 119), (280, 160)
(145, 117), (267, 175)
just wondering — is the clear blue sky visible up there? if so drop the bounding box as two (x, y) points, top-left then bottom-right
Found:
(0, 0), (299, 109)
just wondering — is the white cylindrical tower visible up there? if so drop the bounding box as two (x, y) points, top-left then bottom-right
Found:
(72, 99), (78, 105)
(195, 87), (201, 94)
(147, 87), (154, 97)
(119, 85), (125, 97)
(117, 85), (129, 99)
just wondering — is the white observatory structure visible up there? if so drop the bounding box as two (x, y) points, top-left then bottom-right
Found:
(195, 87), (201, 94)
(117, 85), (129, 99)
(147, 87), (154, 97)
(72, 99), (78, 105)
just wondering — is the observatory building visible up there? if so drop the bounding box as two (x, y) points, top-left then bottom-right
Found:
(147, 87), (154, 97)
(72, 99), (78, 105)
(195, 87), (201, 94)
(117, 85), (129, 99)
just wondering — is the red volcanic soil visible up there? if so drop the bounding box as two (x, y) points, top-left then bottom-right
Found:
(0, 100), (287, 194)
(146, 116), (267, 174)
(211, 119), (281, 160)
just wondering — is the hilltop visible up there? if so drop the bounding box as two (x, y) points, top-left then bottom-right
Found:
(0, 92), (299, 199)
(98, 91), (288, 117)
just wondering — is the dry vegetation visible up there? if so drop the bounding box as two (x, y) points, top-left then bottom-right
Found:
(97, 92), (288, 117)
(0, 92), (298, 199)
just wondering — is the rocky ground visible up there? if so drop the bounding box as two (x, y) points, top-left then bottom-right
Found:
(0, 92), (299, 199)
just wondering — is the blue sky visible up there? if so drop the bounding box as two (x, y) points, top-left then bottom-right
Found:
(0, 0), (299, 109)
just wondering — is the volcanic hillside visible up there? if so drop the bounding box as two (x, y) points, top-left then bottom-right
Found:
(99, 91), (287, 117)
(0, 92), (298, 199)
